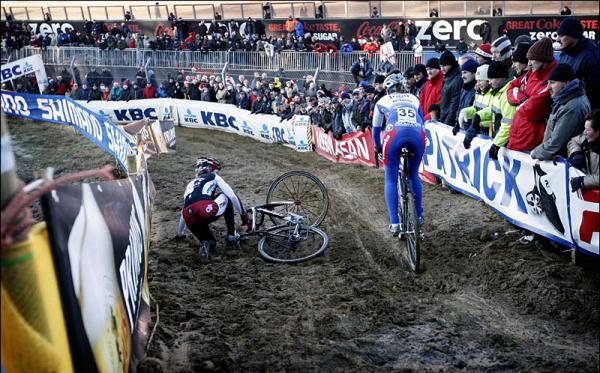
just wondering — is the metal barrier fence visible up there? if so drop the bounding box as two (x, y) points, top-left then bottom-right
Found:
(2, 46), (420, 74)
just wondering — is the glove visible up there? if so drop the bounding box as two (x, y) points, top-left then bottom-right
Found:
(241, 212), (252, 232)
(493, 113), (503, 133)
(173, 234), (186, 241)
(568, 151), (586, 170)
(488, 144), (500, 160)
(463, 135), (473, 149)
(428, 103), (440, 114)
(452, 124), (460, 136)
(457, 108), (468, 129)
(570, 176), (585, 192)
(471, 113), (481, 132)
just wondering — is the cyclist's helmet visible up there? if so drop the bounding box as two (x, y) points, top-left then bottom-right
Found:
(383, 73), (406, 93)
(195, 156), (221, 174)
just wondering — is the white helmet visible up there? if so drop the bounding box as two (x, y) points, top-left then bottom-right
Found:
(383, 73), (405, 92)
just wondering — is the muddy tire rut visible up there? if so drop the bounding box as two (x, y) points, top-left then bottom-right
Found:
(7, 122), (599, 372)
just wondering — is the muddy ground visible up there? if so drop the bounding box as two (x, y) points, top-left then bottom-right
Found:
(7, 120), (599, 372)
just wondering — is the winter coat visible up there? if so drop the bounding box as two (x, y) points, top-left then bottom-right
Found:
(419, 72), (443, 121)
(464, 88), (494, 136)
(295, 21), (304, 38)
(143, 86), (157, 99)
(456, 80), (476, 122)
(109, 86), (122, 101)
(439, 65), (463, 126)
(341, 101), (363, 133)
(70, 88), (82, 100)
(531, 79), (591, 160)
(567, 134), (599, 188)
(120, 87), (133, 101)
(474, 80), (514, 147)
(350, 60), (373, 81)
(88, 89), (102, 101)
(340, 43), (353, 56)
(80, 88), (91, 101)
(157, 86), (169, 98)
(133, 87), (145, 100)
(507, 59), (556, 152)
(375, 60), (395, 77)
(559, 38), (600, 110)
(285, 19), (296, 33)
(216, 88), (229, 104)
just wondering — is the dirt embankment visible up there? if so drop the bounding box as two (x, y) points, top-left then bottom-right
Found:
(8, 121), (599, 372)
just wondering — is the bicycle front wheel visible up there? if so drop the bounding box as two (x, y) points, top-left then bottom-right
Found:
(266, 171), (329, 227)
(258, 225), (329, 264)
(403, 185), (421, 273)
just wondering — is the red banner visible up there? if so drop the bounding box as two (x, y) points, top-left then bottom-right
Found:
(312, 126), (377, 167)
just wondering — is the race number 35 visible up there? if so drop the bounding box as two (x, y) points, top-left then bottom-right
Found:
(396, 107), (417, 125)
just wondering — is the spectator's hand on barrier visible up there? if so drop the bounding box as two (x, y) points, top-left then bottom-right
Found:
(457, 108), (468, 129)
(173, 234), (186, 241)
(463, 135), (473, 149)
(570, 176), (585, 192)
(471, 113), (481, 132)
(568, 151), (586, 170)
(488, 144), (500, 160)
(452, 124), (460, 136)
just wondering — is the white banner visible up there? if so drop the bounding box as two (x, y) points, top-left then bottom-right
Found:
(380, 41), (396, 64)
(423, 122), (572, 246)
(79, 99), (310, 152)
(1, 54), (49, 93)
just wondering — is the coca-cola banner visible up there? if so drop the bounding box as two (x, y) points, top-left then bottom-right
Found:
(42, 171), (153, 372)
(3, 15), (597, 48)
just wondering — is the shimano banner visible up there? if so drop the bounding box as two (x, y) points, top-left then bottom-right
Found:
(1, 91), (135, 173)
(80, 99), (310, 152)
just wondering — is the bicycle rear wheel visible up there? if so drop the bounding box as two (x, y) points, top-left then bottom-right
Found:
(400, 175), (420, 272)
(266, 171), (329, 227)
(258, 225), (329, 264)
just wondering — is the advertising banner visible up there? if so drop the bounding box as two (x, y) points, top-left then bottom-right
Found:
(292, 115), (311, 152)
(3, 16), (596, 50)
(0, 54), (49, 92)
(568, 168), (600, 257)
(423, 122), (572, 245)
(41, 172), (153, 372)
(122, 119), (176, 159)
(313, 126), (377, 166)
(79, 98), (310, 151)
(1, 91), (135, 173)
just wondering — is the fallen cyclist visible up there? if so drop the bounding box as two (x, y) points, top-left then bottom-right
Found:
(174, 156), (251, 259)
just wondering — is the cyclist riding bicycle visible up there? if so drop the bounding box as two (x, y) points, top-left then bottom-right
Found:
(175, 157), (250, 252)
(372, 73), (426, 239)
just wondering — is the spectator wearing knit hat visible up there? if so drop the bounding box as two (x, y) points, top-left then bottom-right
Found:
(452, 59), (478, 132)
(491, 35), (515, 79)
(412, 64), (428, 97)
(507, 37), (557, 152)
(531, 63), (591, 160)
(474, 43), (493, 65)
(465, 61), (515, 158)
(557, 17), (600, 110)
(419, 57), (444, 121)
(512, 42), (531, 77)
(439, 51), (463, 126)
(457, 64), (494, 140)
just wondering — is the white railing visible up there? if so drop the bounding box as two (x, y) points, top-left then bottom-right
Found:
(2, 46), (420, 73)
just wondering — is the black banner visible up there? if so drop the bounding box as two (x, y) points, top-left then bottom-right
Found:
(42, 173), (152, 373)
(3, 15), (598, 48)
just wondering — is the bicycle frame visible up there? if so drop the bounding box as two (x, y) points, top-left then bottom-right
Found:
(246, 201), (309, 235)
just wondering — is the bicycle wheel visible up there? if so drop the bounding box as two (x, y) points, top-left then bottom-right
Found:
(266, 171), (329, 227)
(402, 177), (421, 273)
(258, 225), (329, 264)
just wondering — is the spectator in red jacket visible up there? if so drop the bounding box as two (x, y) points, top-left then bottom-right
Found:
(55, 75), (69, 95)
(363, 38), (379, 58)
(143, 82), (157, 99)
(419, 58), (444, 121)
(507, 37), (557, 152)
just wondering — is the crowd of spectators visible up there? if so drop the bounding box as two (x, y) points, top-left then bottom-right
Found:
(2, 17), (598, 192)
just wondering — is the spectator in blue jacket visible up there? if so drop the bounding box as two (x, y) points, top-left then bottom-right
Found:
(80, 83), (91, 101)
(350, 56), (373, 85)
(454, 59), (478, 129)
(557, 17), (600, 110)
(340, 42), (354, 56)
(295, 18), (304, 38)
(157, 82), (170, 98)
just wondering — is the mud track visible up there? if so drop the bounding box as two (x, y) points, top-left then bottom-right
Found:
(8, 121), (599, 372)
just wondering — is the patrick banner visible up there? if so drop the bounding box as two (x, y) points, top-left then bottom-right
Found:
(423, 122), (598, 257)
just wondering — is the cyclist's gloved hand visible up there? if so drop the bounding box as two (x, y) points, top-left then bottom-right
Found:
(241, 212), (252, 232)
(452, 124), (460, 136)
(570, 176), (585, 192)
(489, 144), (500, 160)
